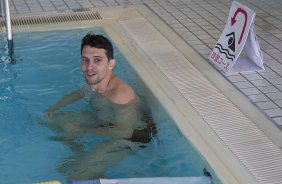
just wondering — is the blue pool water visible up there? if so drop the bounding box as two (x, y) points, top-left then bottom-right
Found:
(0, 28), (218, 184)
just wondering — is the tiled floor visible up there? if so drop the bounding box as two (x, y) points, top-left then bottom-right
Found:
(5, 0), (282, 128)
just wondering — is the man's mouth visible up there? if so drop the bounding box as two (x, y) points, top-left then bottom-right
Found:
(87, 72), (96, 77)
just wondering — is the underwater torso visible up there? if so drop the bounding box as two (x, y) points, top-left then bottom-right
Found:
(80, 84), (156, 143)
(81, 84), (147, 129)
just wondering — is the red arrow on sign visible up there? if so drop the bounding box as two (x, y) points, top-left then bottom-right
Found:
(231, 8), (248, 44)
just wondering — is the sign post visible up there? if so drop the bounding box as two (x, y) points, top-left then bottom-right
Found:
(209, 1), (264, 74)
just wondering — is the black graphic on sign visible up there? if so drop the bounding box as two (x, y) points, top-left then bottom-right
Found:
(226, 32), (236, 52)
(215, 43), (235, 61)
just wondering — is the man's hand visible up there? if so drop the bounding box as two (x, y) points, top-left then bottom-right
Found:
(44, 108), (54, 120)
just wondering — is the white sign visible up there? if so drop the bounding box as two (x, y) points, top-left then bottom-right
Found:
(209, 1), (264, 74)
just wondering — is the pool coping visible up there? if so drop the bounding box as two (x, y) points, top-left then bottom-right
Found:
(2, 5), (282, 184)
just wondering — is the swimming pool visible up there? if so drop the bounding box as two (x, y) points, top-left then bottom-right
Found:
(0, 27), (219, 183)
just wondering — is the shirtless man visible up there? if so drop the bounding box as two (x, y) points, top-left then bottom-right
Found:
(44, 34), (155, 179)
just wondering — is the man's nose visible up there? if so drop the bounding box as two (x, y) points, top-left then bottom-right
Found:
(88, 60), (96, 69)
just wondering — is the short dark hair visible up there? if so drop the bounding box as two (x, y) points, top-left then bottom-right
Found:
(81, 33), (114, 60)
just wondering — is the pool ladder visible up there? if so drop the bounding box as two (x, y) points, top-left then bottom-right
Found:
(1, 0), (13, 58)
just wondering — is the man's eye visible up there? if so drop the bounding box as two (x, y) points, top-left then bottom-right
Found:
(94, 58), (102, 63)
(81, 58), (89, 64)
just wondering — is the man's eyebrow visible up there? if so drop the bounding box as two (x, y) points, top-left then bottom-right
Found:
(81, 55), (104, 59)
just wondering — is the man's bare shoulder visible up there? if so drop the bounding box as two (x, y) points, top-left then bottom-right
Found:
(108, 78), (135, 105)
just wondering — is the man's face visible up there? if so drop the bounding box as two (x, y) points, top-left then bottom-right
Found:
(81, 45), (115, 86)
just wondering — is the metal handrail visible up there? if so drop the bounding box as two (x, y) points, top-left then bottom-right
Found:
(1, 0), (13, 58)
(4, 0), (12, 40)
(0, 0), (4, 17)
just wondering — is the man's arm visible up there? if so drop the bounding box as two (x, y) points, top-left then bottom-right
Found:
(68, 98), (138, 139)
(83, 126), (133, 139)
(45, 89), (83, 114)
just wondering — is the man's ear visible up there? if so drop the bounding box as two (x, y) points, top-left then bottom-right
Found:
(109, 59), (116, 70)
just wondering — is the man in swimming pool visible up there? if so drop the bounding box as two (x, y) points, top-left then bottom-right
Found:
(44, 33), (156, 179)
